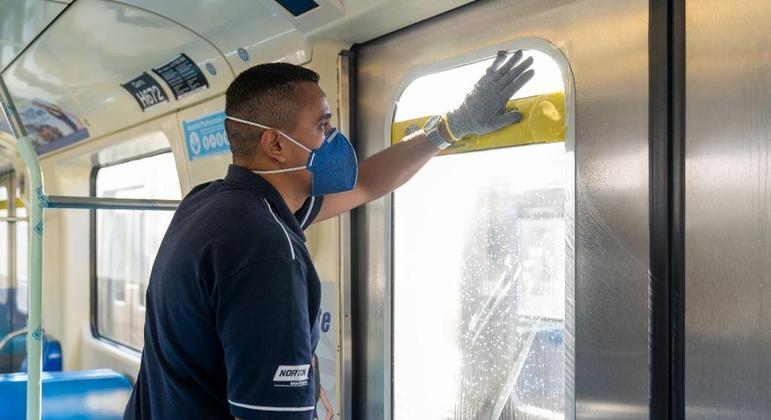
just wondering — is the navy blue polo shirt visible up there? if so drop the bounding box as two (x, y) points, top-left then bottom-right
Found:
(124, 165), (324, 419)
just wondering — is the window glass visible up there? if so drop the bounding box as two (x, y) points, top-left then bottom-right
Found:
(15, 183), (27, 316)
(392, 50), (571, 419)
(0, 182), (8, 305)
(95, 152), (180, 350)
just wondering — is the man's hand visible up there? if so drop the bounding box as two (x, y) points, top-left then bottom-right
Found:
(446, 50), (535, 139)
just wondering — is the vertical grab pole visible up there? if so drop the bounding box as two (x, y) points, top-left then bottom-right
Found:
(0, 75), (44, 420)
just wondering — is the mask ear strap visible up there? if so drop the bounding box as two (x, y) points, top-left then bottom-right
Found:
(253, 166), (306, 174)
(225, 115), (270, 130)
(225, 115), (312, 153)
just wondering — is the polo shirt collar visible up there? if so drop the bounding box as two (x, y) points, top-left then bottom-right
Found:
(224, 164), (306, 241)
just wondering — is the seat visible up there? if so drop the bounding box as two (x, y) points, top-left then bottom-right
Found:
(0, 328), (62, 374)
(0, 369), (132, 419)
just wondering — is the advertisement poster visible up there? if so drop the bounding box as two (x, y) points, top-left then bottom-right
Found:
(315, 280), (338, 420)
(16, 98), (90, 154)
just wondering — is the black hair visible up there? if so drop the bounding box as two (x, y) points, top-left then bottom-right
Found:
(225, 62), (320, 160)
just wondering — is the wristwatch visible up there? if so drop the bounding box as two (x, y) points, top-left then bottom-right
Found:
(423, 115), (453, 150)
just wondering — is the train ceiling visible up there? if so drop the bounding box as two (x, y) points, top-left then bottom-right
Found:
(0, 0), (471, 155)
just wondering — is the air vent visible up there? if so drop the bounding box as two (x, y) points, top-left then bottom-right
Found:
(275, 0), (319, 16)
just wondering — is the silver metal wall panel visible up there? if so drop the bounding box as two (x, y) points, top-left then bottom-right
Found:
(354, 0), (649, 418)
(685, 2), (771, 418)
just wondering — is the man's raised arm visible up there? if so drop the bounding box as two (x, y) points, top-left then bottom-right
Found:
(315, 49), (535, 222)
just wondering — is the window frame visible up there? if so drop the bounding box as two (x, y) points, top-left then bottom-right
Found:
(89, 148), (174, 353)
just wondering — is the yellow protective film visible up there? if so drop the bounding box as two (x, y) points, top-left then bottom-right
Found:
(0, 198), (24, 210)
(391, 91), (565, 155)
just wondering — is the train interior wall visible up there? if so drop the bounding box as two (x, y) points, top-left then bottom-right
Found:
(35, 39), (347, 379)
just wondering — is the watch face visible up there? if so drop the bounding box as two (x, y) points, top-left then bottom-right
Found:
(423, 115), (441, 131)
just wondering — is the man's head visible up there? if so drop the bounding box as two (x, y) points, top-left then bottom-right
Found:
(224, 63), (332, 172)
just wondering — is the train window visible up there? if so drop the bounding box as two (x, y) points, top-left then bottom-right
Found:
(392, 50), (571, 419)
(93, 152), (180, 350)
(0, 181), (7, 303)
(0, 172), (28, 369)
(15, 182), (27, 315)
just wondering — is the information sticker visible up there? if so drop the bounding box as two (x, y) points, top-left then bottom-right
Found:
(153, 53), (209, 100)
(120, 72), (169, 112)
(182, 111), (230, 160)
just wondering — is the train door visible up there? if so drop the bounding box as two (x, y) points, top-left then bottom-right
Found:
(352, 1), (649, 419)
(684, 2), (771, 417)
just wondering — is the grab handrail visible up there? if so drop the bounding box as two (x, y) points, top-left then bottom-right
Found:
(46, 195), (179, 210)
(1, 74), (44, 420)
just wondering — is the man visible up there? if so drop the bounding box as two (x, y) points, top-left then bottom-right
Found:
(124, 50), (533, 419)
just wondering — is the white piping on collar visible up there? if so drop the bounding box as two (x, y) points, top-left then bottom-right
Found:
(263, 198), (295, 260)
(300, 196), (316, 229)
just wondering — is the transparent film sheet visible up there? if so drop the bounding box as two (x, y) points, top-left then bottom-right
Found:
(392, 46), (574, 420)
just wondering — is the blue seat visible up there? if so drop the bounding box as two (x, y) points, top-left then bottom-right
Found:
(0, 369), (132, 419)
(0, 330), (63, 374)
(21, 338), (63, 372)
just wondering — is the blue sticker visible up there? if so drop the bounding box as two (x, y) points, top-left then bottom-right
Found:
(237, 48), (250, 62)
(183, 111), (231, 161)
(32, 327), (43, 341)
(206, 62), (217, 76)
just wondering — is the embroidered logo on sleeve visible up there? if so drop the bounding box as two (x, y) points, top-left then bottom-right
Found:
(273, 364), (310, 387)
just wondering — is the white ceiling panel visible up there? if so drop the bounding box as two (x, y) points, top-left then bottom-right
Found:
(117, 0), (473, 75)
(0, 0), (68, 71)
(2, 0), (234, 153)
(0, 0), (474, 154)
(117, 0), (346, 74)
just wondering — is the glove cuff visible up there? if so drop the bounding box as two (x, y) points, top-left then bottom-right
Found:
(442, 113), (462, 143)
(445, 110), (469, 141)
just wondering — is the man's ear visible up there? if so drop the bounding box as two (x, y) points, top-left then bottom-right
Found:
(259, 130), (287, 163)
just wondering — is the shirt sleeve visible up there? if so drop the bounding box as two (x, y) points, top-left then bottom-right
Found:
(212, 258), (315, 419)
(293, 196), (324, 230)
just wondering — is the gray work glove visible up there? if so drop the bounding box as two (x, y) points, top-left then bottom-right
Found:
(446, 50), (535, 139)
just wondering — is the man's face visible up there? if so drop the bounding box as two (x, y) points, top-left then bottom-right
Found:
(281, 82), (333, 194)
(287, 82), (333, 150)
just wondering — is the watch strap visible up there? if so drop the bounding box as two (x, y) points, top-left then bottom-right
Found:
(426, 127), (452, 149)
